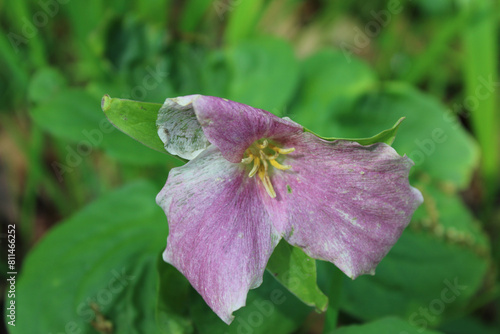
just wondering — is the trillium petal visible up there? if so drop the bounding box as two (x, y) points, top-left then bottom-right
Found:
(156, 146), (281, 324)
(157, 95), (210, 160)
(191, 96), (303, 163)
(273, 133), (423, 279)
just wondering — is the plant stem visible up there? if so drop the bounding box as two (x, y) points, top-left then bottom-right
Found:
(462, 0), (499, 204)
(322, 265), (343, 333)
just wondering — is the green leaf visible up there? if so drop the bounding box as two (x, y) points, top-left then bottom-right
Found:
(190, 271), (311, 334)
(337, 181), (491, 326)
(224, 0), (265, 44)
(199, 49), (231, 97)
(416, 0), (454, 15)
(294, 75), (479, 188)
(225, 37), (299, 115)
(306, 117), (405, 146)
(266, 241), (328, 312)
(332, 83), (480, 188)
(156, 257), (194, 334)
(29, 89), (173, 165)
(11, 181), (174, 334)
(180, 0), (215, 32)
(462, 0), (499, 195)
(103, 17), (147, 71)
(28, 67), (67, 104)
(134, 0), (170, 24)
(64, 0), (107, 80)
(169, 43), (210, 96)
(101, 129), (181, 166)
(334, 317), (444, 334)
(30, 89), (104, 143)
(438, 315), (500, 334)
(291, 49), (479, 188)
(101, 95), (166, 153)
(289, 50), (377, 136)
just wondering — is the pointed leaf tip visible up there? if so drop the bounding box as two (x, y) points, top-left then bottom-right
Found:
(101, 94), (111, 112)
(305, 117), (406, 146)
(99, 96), (167, 153)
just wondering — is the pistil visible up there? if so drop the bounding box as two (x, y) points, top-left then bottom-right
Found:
(241, 139), (295, 198)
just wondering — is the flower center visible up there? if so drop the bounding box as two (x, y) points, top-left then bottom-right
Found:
(241, 139), (295, 198)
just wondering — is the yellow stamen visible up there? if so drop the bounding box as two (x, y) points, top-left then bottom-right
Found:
(242, 139), (295, 199)
(249, 157), (260, 177)
(256, 139), (268, 149)
(259, 151), (269, 171)
(241, 153), (254, 164)
(264, 151), (279, 160)
(269, 144), (295, 155)
(277, 147), (295, 154)
(269, 159), (291, 170)
(258, 165), (276, 198)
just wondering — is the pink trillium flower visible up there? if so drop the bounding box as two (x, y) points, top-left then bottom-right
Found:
(155, 95), (423, 324)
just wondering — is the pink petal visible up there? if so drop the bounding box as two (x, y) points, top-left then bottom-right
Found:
(192, 96), (303, 163)
(157, 95), (211, 160)
(156, 146), (281, 324)
(271, 133), (423, 278)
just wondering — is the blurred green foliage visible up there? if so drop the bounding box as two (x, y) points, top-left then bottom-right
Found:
(1, 0), (499, 333)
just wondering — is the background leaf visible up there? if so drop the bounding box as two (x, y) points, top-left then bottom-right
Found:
(328, 84), (480, 189)
(267, 241), (328, 312)
(190, 271), (311, 334)
(333, 316), (444, 334)
(11, 182), (172, 334)
(225, 37), (299, 114)
(28, 67), (67, 104)
(336, 181), (491, 325)
(180, 0), (215, 33)
(224, 0), (266, 44)
(30, 89), (104, 143)
(289, 50), (377, 134)
(291, 57), (479, 188)
(156, 256), (194, 334)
